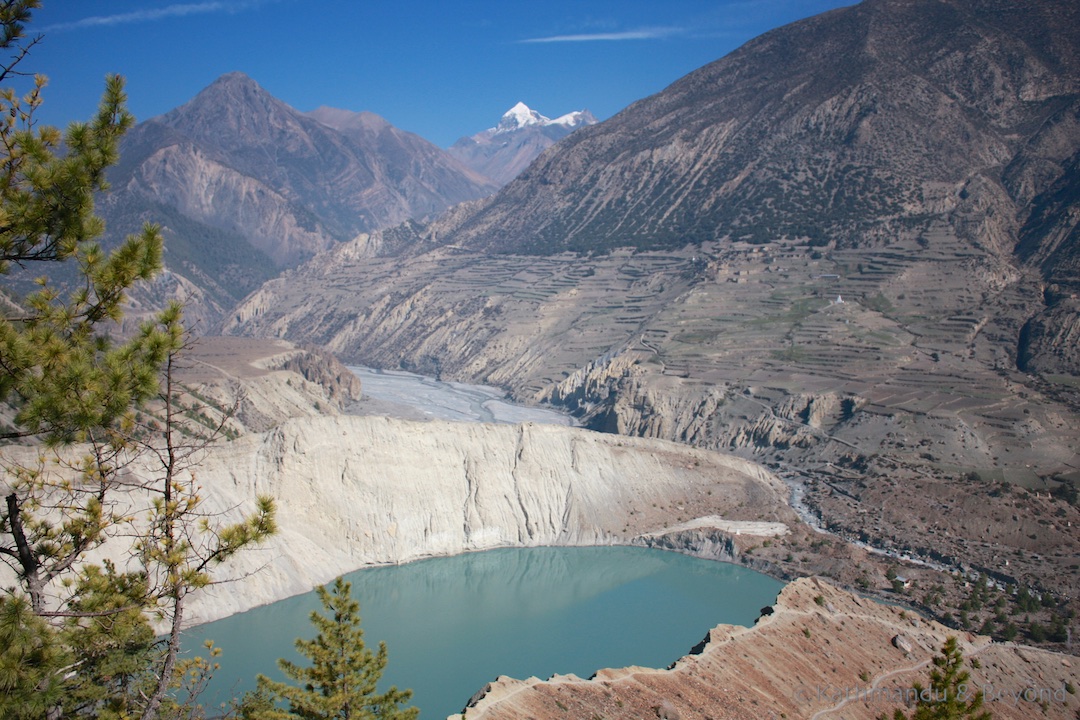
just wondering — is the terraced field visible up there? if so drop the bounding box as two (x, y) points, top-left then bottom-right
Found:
(224, 228), (1080, 611)
(229, 230), (1076, 484)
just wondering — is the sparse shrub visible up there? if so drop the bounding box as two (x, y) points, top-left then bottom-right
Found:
(1050, 479), (1078, 506)
(878, 637), (991, 720)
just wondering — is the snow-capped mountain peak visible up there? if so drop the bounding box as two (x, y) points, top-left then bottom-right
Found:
(550, 109), (599, 128)
(451, 102), (599, 185)
(496, 102), (549, 133)
(494, 103), (598, 135)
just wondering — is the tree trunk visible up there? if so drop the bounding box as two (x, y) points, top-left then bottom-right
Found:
(5, 492), (45, 613)
(141, 587), (185, 720)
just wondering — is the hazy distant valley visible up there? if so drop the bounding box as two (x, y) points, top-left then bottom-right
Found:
(37, 0), (1080, 715)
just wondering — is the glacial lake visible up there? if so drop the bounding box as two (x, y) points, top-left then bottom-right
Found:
(182, 546), (784, 718)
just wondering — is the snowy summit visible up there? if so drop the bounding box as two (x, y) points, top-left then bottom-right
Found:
(449, 102), (598, 185)
(497, 101), (548, 132)
(494, 102), (595, 134)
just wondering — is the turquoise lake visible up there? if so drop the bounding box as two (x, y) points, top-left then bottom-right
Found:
(182, 545), (785, 719)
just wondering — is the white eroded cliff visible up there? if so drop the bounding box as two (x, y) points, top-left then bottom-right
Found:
(184, 414), (790, 624)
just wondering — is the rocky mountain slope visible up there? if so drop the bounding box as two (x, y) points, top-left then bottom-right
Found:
(225, 0), (1080, 624)
(97, 72), (497, 323)
(448, 102), (597, 185)
(441, 0), (1079, 259)
(457, 577), (1079, 720)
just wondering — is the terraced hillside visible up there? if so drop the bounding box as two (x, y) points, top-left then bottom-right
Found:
(226, 224), (1080, 595)
(226, 0), (1080, 635)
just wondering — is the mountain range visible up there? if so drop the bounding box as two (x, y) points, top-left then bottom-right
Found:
(223, 0), (1080, 608)
(437, 0), (1079, 260)
(230, 0), (1080, 378)
(448, 102), (597, 185)
(98, 73), (517, 324)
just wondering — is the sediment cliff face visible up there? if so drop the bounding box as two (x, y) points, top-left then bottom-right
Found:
(7, 337), (792, 627)
(187, 415), (792, 624)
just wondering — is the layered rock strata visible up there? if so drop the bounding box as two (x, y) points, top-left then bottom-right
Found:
(456, 576), (1079, 720)
(186, 415), (793, 624)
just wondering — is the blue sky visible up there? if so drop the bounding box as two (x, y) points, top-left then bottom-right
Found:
(24, 0), (855, 148)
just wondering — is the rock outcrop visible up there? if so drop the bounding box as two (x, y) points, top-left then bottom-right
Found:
(169, 336), (363, 434)
(261, 344), (363, 407)
(455, 577), (1080, 720)
(1018, 297), (1080, 375)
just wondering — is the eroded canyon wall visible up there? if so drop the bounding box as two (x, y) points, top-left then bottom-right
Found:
(183, 415), (792, 624)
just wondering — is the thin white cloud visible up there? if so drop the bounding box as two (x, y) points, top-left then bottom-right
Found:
(520, 27), (683, 44)
(43, 0), (273, 32)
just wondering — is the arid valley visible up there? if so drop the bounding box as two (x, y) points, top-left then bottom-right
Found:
(3, 0), (1080, 718)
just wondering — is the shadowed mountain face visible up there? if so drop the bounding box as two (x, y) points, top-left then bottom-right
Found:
(98, 72), (497, 322)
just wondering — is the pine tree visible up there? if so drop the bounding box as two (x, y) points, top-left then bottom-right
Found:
(0, 0), (178, 612)
(881, 636), (992, 720)
(0, 593), (67, 720)
(249, 577), (419, 720)
(0, 4), (277, 717)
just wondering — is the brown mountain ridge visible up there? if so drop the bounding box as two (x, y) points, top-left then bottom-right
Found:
(99, 72), (497, 323)
(438, 0), (1079, 257)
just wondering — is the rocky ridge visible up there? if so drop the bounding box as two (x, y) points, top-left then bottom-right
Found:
(97, 72), (497, 322)
(455, 577), (1079, 720)
(435, 0), (1080, 259)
